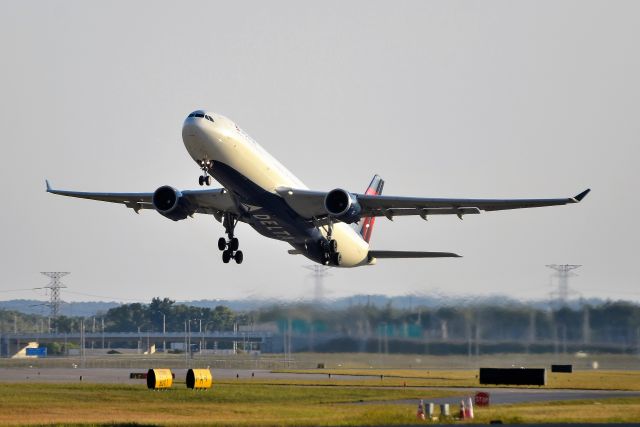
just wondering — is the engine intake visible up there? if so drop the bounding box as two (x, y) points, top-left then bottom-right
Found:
(152, 186), (195, 221)
(324, 188), (362, 224)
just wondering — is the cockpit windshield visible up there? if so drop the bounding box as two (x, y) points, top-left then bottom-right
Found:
(187, 111), (214, 122)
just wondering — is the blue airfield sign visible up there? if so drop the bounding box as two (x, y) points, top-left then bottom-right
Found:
(25, 347), (47, 357)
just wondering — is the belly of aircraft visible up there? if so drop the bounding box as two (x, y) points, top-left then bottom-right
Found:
(247, 210), (307, 243)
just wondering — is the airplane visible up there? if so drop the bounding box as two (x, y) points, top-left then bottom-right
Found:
(46, 110), (590, 267)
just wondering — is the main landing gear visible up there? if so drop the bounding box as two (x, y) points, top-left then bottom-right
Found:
(218, 213), (243, 264)
(198, 160), (212, 186)
(321, 220), (341, 266)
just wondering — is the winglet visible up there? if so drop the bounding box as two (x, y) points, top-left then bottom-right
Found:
(45, 179), (52, 192)
(573, 188), (591, 202)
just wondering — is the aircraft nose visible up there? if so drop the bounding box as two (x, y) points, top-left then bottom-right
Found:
(182, 118), (199, 137)
(183, 111), (210, 136)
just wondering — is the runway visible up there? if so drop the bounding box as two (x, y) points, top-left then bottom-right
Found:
(1, 367), (638, 406)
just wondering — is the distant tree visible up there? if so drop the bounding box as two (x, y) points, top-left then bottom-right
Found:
(210, 305), (235, 330)
(104, 303), (149, 332)
(52, 315), (76, 333)
(148, 297), (174, 332)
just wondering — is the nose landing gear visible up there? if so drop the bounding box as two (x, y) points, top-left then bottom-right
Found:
(218, 213), (243, 264)
(198, 160), (212, 186)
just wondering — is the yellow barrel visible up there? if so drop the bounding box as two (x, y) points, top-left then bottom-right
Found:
(186, 368), (213, 389)
(147, 368), (173, 389)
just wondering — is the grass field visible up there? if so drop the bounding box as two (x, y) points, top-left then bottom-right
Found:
(1, 353), (639, 425)
(275, 369), (640, 391)
(1, 379), (640, 425)
(0, 382), (451, 426)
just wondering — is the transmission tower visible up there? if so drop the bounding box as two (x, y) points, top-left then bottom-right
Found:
(41, 272), (69, 319)
(304, 265), (330, 302)
(546, 264), (581, 306)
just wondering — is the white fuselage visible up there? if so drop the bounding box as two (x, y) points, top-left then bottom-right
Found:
(181, 111), (370, 267)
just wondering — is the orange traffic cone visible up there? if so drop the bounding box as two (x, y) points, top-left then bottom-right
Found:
(459, 400), (466, 419)
(466, 397), (474, 419)
(417, 399), (425, 420)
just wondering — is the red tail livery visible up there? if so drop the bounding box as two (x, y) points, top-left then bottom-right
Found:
(359, 175), (384, 243)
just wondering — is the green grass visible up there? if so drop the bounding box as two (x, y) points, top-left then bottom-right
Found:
(275, 368), (640, 391)
(471, 397), (640, 424)
(1, 378), (640, 425)
(0, 382), (450, 426)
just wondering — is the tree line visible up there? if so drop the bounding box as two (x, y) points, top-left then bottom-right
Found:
(0, 297), (236, 334)
(2, 298), (639, 349)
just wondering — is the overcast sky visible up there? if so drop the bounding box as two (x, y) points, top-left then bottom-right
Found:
(1, 1), (638, 304)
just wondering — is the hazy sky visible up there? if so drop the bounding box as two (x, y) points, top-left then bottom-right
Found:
(1, 1), (638, 304)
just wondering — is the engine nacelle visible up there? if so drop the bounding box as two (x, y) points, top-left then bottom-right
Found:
(324, 188), (362, 224)
(152, 186), (195, 221)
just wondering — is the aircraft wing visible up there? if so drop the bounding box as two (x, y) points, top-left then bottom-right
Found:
(45, 180), (239, 215)
(369, 250), (461, 258)
(277, 187), (590, 221)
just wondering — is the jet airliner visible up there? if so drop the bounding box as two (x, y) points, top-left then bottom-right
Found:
(47, 110), (590, 267)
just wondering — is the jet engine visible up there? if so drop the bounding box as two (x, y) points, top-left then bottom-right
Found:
(152, 186), (195, 221)
(324, 188), (362, 224)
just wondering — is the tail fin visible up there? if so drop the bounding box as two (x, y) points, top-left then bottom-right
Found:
(358, 175), (384, 243)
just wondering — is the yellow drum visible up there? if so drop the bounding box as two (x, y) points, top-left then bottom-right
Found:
(186, 368), (213, 390)
(147, 368), (173, 389)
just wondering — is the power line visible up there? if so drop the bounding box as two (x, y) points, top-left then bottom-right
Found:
(0, 288), (44, 293)
(64, 290), (142, 302)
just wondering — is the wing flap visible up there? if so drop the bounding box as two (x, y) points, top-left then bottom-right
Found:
(358, 191), (589, 213)
(46, 182), (154, 207)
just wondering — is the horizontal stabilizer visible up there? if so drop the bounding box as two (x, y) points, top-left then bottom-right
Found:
(369, 250), (461, 259)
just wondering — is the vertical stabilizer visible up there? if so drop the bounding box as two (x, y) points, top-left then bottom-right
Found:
(359, 175), (384, 243)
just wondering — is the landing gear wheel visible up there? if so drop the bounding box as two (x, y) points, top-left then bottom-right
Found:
(219, 213), (244, 265)
(198, 160), (212, 186)
(229, 238), (239, 251)
(331, 252), (342, 266)
(329, 239), (338, 253)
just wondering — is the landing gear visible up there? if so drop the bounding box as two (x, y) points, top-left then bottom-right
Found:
(218, 213), (243, 264)
(198, 160), (212, 186)
(229, 237), (239, 251)
(217, 237), (226, 251)
(320, 219), (341, 266)
(331, 252), (341, 265)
